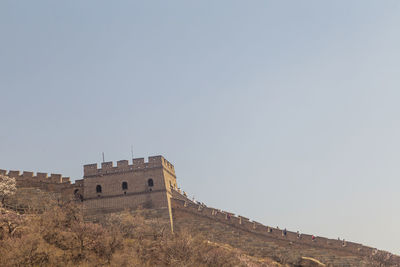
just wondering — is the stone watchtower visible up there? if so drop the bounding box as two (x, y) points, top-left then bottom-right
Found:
(81, 155), (177, 227)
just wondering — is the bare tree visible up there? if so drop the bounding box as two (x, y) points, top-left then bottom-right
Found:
(0, 174), (16, 205)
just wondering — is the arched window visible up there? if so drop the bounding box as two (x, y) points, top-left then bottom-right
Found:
(96, 185), (102, 193)
(122, 181), (128, 190)
(74, 189), (79, 195)
(148, 178), (154, 187)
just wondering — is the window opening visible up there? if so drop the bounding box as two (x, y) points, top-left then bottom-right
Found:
(122, 181), (128, 190)
(96, 185), (102, 193)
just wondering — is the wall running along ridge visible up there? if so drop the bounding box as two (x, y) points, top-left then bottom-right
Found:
(170, 190), (400, 266)
(1, 156), (399, 265)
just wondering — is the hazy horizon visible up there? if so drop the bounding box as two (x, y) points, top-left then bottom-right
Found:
(1, 1), (399, 254)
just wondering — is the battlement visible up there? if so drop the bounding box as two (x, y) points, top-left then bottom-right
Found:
(83, 155), (175, 177)
(0, 169), (71, 184)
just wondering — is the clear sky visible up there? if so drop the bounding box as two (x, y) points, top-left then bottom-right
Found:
(1, 1), (399, 254)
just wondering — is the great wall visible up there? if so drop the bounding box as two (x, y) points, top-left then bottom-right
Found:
(1, 155), (399, 266)
(170, 190), (399, 266)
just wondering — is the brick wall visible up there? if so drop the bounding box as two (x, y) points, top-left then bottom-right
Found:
(83, 190), (169, 215)
(81, 156), (177, 219)
(170, 195), (400, 266)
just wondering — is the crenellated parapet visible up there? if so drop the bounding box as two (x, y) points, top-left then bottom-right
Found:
(0, 169), (71, 184)
(83, 155), (176, 177)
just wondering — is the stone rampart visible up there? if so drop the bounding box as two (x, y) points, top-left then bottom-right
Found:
(83, 156), (175, 177)
(0, 168), (80, 202)
(83, 190), (169, 216)
(0, 169), (71, 184)
(170, 191), (400, 265)
(2, 158), (398, 265)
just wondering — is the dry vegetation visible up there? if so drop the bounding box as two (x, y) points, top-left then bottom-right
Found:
(0, 202), (277, 267)
(0, 177), (395, 267)
(0, 201), (396, 267)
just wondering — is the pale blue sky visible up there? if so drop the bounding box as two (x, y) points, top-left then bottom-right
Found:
(1, 1), (399, 254)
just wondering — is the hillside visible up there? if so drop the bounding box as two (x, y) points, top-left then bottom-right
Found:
(171, 195), (398, 266)
(0, 202), (286, 267)
(1, 187), (399, 267)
